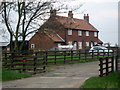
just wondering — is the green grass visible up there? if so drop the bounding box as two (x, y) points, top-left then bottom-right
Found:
(1, 68), (31, 81)
(80, 72), (120, 88)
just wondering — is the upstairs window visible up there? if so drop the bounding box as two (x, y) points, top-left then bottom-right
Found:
(94, 32), (97, 37)
(78, 30), (82, 36)
(31, 44), (35, 49)
(68, 29), (72, 35)
(86, 31), (89, 36)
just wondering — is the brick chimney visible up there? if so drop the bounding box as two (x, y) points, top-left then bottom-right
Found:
(68, 11), (73, 18)
(84, 14), (89, 22)
(50, 8), (56, 17)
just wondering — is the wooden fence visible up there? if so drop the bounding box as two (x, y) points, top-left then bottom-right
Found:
(99, 57), (114, 77)
(2, 51), (46, 74)
(43, 49), (114, 65)
(2, 49), (115, 74)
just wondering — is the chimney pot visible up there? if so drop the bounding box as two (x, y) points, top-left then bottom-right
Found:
(84, 13), (89, 23)
(68, 11), (73, 18)
(50, 8), (56, 17)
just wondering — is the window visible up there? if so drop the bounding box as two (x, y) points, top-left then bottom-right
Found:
(94, 32), (97, 37)
(68, 29), (72, 35)
(86, 31), (89, 36)
(78, 42), (82, 49)
(68, 41), (72, 45)
(78, 30), (82, 36)
(31, 44), (35, 49)
(86, 42), (89, 47)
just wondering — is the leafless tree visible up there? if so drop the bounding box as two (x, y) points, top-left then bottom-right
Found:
(0, 1), (57, 52)
(0, 0), (83, 52)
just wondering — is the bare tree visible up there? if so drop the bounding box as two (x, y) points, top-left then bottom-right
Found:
(0, 0), (83, 52)
(0, 1), (56, 52)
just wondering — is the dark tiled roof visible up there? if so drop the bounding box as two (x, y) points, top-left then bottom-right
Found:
(55, 16), (98, 32)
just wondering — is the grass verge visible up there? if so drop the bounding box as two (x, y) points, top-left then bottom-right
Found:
(1, 68), (31, 82)
(80, 72), (120, 88)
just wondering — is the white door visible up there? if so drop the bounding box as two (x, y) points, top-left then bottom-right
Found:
(73, 42), (77, 50)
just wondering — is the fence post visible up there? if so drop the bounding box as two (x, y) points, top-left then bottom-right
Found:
(22, 57), (26, 72)
(55, 50), (56, 64)
(103, 50), (104, 57)
(4, 52), (7, 67)
(79, 50), (81, 60)
(45, 51), (48, 65)
(64, 51), (66, 63)
(92, 50), (94, 59)
(10, 52), (14, 69)
(42, 51), (46, 72)
(33, 55), (37, 74)
(106, 57), (108, 75)
(97, 50), (99, 59)
(99, 58), (103, 77)
(111, 57), (114, 72)
(85, 50), (87, 61)
(71, 50), (73, 62)
(115, 55), (118, 71)
(108, 49), (109, 57)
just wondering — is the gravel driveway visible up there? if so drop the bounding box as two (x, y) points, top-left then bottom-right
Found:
(2, 61), (99, 88)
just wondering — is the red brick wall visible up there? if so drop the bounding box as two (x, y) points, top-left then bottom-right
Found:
(65, 30), (99, 49)
(29, 32), (57, 50)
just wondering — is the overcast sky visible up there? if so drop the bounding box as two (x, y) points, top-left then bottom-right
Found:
(59, 0), (118, 45)
(0, 0), (119, 46)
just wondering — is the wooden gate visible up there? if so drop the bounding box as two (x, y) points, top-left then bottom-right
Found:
(116, 49), (120, 71)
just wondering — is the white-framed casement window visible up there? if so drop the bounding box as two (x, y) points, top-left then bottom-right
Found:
(78, 30), (82, 36)
(94, 32), (97, 37)
(78, 42), (82, 49)
(86, 42), (89, 47)
(31, 44), (35, 49)
(68, 29), (72, 35)
(68, 41), (72, 45)
(86, 31), (89, 36)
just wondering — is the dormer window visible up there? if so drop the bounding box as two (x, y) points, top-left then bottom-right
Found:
(78, 30), (82, 36)
(94, 32), (97, 37)
(86, 31), (89, 36)
(68, 29), (72, 35)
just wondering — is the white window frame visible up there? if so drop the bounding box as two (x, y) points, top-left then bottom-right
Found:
(78, 42), (82, 49)
(68, 41), (72, 45)
(94, 32), (97, 37)
(78, 30), (82, 36)
(31, 44), (35, 49)
(86, 42), (89, 47)
(86, 31), (89, 36)
(68, 29), (72, 35)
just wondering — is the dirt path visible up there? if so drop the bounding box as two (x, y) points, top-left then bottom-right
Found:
(2, 61), (99, 88)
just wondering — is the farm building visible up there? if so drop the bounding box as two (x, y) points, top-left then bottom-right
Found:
(29, 9), (103, 50)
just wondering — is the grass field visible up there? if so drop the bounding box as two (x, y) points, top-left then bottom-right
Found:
(80, 72), (120, 88)
(1, 68), (31, 81)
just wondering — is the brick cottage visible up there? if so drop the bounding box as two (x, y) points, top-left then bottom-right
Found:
(29, 9), (103, 50)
